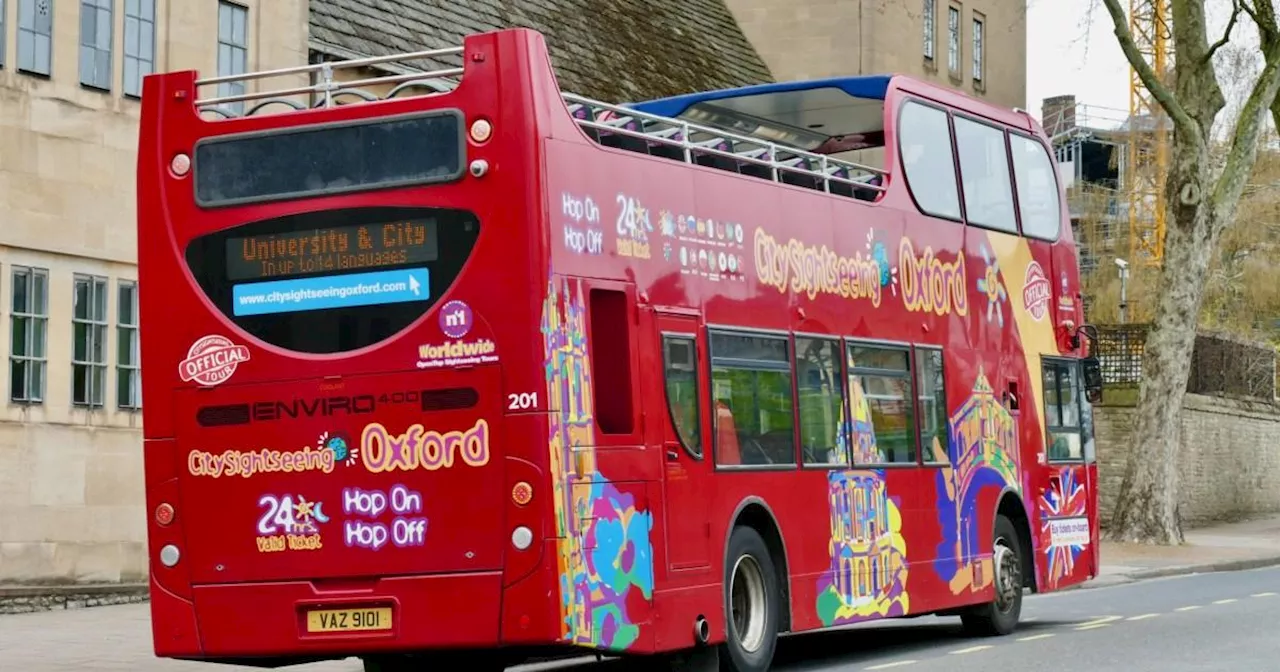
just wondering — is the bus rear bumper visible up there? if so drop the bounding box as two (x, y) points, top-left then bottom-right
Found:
(153, 571), (505, 659)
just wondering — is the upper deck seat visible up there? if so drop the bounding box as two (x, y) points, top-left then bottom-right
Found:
(691, 138), (740, 173)
(567, 104), (600, 142)
(778, 154), (821, 191)
(852, 174), (883, 202)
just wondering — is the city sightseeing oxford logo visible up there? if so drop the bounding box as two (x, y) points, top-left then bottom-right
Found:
(179, 334), (251, 387)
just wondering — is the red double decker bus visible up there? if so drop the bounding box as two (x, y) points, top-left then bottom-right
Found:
(137, 27), (1104, 672)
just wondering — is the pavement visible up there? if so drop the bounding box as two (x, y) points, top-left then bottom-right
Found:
(2, 514), (1279, 671)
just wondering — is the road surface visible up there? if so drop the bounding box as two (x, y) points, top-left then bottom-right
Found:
(1, 566), (1277, 671)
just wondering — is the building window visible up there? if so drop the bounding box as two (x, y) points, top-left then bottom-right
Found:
(217, 1), (249, 114)
(899, 100), (962, 220)
(18, 0), (54, 76)
(662, 335), (702, 459)
(922, 0), (935, 60)
(797, 337), (846, 466)
(72, 274), (108, 408)
(972, 15), (985, 82)
(1043, 360), (1084, 461)
(914, 347), (947, 463)
(1010, 133), (1063, 240)
(117, 281), (141, 409)
(10, 266), (48, 403)
(124, 0), (156, 97)
(947, 5), (961, 74)
(847, 343), (916, 465)
(954, 116), (1018, 232)
(710, 331), (795, 467)
(79, 0), (113, 89)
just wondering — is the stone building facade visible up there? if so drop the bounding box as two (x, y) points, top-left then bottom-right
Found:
(724, 0), (1028, 110)
(0, 0), (308, 583)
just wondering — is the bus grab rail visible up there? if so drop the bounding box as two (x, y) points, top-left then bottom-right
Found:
(187, 42), (887, 199)
(193, 46), (465, 116)
(562, 93), (887, 195)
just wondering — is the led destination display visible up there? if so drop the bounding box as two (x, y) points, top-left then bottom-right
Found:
(225, 219), (439, 281)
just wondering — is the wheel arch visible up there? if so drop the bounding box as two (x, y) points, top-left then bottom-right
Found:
(723, 496), (793, 633)
(993, 487), (1038, 593)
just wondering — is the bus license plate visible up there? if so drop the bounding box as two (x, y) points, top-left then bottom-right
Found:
(305, 607), (393, 633)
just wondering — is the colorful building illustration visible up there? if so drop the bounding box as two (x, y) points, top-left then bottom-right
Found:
(542, 278), (655, 651)
(933, 370), (1021, 595)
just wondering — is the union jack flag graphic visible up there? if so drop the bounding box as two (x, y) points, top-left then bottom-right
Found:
(1037, 468), (1088, 589)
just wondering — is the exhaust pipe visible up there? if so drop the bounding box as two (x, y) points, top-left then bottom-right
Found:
(693, 615), (710, 645)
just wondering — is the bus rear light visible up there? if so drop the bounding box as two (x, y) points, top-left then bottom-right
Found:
(170, 153), (190, 177)
(511, 526), (533, 551)
(155, 502), (175, 526)
(470, 118), (493, 143)
(159, 544), (181, 568)
(511, 481), (533, 506)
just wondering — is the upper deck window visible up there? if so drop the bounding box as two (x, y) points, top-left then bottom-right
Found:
(193, 111), (465, 208)
(899, 100), (961, 220)
(954, 116), (1017, 233)
(1010, 133), (1062, 240)
(185, 206), (479, 354)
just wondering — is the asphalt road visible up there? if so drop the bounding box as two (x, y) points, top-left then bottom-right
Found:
(1, 567), (1277, 671)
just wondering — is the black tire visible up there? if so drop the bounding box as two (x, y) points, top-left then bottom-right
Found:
(961, 514), (1024, 636)
(719, 526), (780, 672)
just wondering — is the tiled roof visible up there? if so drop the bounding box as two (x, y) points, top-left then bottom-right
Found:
(309, 0), (774, 103)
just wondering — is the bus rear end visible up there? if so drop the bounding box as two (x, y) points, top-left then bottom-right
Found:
(137, 30), (556, 666)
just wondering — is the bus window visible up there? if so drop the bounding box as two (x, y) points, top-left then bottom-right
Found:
(589, 288), (635, 435)
(914, 346), (949, 463)
(954, 116), (1017, 233)
(796, 337), (846, 466)
(709, 331), (795, 467)
(898, 100), (961, 220)
(1010, 133), (1062, 240)
(1043, 359), (1083, 461)
(662, 335), (703, 459)
(847, 343), (916, 464)
(184, 205), (479, 354)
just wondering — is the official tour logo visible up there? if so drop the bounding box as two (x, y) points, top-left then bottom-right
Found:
(179, 334), (251, 387)
(1022, 262), (1052, 321)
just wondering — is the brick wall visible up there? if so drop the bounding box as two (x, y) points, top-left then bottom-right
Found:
(1096, 394), (1280, 527)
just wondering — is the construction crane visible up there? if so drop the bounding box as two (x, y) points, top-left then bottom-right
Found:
(1126, 0), (1172, 266)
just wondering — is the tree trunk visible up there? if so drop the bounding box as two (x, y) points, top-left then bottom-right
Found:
(1105, 160), (1220, 544)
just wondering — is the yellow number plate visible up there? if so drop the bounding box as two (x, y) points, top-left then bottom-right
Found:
(305, 607), (393, 633)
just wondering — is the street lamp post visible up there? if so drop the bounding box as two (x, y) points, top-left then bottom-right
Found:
(1115, 257), (1130, 324)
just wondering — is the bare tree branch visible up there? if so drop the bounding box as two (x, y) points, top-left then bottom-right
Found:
(1099, 0), (1203, 146)
(1215, 1), (1280, 226)
(1206, 0), (1242, 61)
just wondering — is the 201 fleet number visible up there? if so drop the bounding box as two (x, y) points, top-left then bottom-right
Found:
(507, 392), (538, 410)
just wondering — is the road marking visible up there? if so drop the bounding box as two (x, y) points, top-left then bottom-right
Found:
(1075, 623), (1112, 630)
(949, 645), (992, 655)
(1126, 613), (1159, 621)
(1253, 592), (1277, 598)
(1077, 615), (1121, 628)
(1175, 605), (1201, 612)
(1213, 598), (1237, 605)
(1017, 633), (1055, 642)
(865, 662), (918, 670)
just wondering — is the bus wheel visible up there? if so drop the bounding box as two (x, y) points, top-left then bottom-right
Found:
(720, 526), (779, 672)
(961, 514), (1023, 637)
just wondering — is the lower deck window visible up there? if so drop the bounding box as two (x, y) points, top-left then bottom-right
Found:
(710, 332), (795, 467)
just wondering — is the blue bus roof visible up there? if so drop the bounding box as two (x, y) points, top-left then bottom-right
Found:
(627, 75), (892, 119)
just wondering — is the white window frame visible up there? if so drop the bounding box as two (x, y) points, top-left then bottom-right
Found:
(947, 5), (961, 75)
(123, 0), (156, 97)
(10, 265), (48, 404)
(923, 0), (936, 60)
(117, 280), (141, 409)
(972, 15), (985, 83)
(72, 273), (109, 408)
(216, 1), (249, 115)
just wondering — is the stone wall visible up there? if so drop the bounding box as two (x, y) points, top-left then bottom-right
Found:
(1096, 393), (1280, 527)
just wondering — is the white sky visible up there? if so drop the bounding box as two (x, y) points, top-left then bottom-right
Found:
(1025, 0), (1249, 127)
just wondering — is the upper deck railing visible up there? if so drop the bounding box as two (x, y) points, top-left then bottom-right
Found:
(190, 42), (887, 202)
